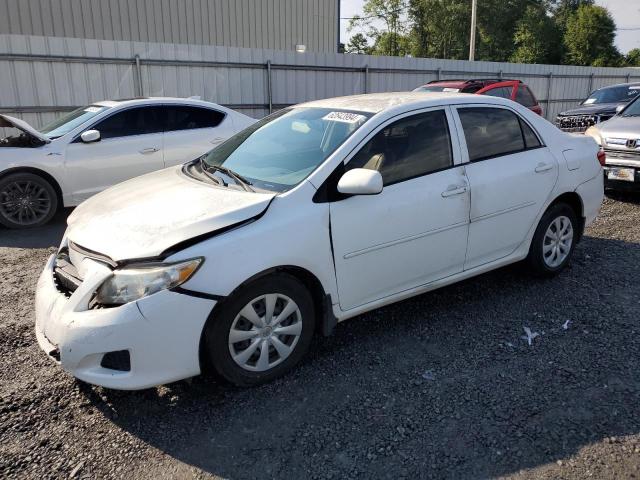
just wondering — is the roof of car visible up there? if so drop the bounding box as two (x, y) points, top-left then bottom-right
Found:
(595, 82), (640, 90)
(298, 91), (508, 114)
(92, 97), (226, 109)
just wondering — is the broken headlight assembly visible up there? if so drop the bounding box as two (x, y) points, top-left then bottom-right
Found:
(94, 258), (203, 306)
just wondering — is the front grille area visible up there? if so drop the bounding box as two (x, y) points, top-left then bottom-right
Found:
(101, 350), (131, 371)
(604, 148), (640, 162)
(555, 114), (613, 133)
(53, 252), (82, 297)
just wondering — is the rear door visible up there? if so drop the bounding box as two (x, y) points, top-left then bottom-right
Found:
(64, 106), (165, 203)
(453, 106), (558, 270)
(162, 105), (234, 166)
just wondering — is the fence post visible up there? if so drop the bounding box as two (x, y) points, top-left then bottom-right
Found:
(627, 73), (631, 83)
(545, 72), (553, 121)
(437, 67), (441, 81)
(498, 70), (503, 80)
(588, 73), (594, 96)
(363, 64), (369, 93)
(134, 55), (143, 96)
(266, 60), (273, 114)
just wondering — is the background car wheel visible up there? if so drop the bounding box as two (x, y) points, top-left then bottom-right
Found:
(205, 273), (315, 387)
(0, 173), (58, 229)
(527, 202), (578, 277)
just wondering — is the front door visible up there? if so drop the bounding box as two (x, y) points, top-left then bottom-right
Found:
(454, 106), (558, 270)
(329, 108), (470, 311)
(64, 106), (165, 203)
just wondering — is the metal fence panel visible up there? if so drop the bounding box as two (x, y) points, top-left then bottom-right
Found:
(1, 33), (640, 138)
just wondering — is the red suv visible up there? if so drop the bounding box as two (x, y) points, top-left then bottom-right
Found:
(413, 79), (543, 116)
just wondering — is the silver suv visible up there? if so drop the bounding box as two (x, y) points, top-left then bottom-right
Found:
(586, 95), (640, 191)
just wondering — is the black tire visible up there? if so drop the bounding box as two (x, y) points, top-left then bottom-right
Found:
(205, 273), (315, 387)
(0, 172), (58, 229)
(526, 202), (578, 277)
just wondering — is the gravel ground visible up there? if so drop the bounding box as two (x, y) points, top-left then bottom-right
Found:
(1, 196), (640, 480)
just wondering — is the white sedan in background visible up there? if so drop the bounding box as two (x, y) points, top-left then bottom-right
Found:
(0, 98), (255, 228)
(35, 92), (603, 390)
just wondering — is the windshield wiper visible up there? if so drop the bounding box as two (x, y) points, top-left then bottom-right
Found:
(203, 163), (254, 192)
(199, 157), (226, 186)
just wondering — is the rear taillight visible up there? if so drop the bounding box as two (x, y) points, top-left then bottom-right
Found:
(597, 149), (606, 167)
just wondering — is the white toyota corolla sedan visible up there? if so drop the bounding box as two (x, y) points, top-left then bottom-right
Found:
(0, 97), (254, 228)
(35, 92), (604, 389)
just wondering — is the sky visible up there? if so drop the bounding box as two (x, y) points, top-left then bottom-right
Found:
(340, 0), (640, 54)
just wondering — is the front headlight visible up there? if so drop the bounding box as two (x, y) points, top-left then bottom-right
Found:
(94, 258), (203, 306)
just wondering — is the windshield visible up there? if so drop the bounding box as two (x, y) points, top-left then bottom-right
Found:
(413, 86), (460, 93)
(202, 107), (371, 192)
(622, 96), (640, 117)
(583, 85), (640, 105)
(39, 105), (111, 138)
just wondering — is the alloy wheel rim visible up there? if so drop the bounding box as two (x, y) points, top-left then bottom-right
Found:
(543, 215), (573, 268)
(0, 180), (51, 225)
(228, 293), (302, 372)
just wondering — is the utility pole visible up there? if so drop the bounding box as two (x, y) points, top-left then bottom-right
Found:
(469, 0), (477, 61)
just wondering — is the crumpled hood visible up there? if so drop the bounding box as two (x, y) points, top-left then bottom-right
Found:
(558, 103), (620, 116)
(0, 114), (51, 143)
(66, 166), (275, 261)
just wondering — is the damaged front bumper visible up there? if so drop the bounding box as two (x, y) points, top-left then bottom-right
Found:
(35, 254), (216, 390)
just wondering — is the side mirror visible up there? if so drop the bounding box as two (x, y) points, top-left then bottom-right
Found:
(337, 168), (383, 196)
(615, 104), (625, 114)
(80, 129), (101, 143)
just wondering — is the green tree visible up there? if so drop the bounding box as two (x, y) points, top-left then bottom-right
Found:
(626, 48), (640, 67)
(551, 0), (594, 32)
(345, 33), (372, 54)
(348, 0), (409, 57)
(564, 4), (621, 66)
(408, 0), (470, 60)
(510, 4), (562, 64)
(371, 32), (412, 56)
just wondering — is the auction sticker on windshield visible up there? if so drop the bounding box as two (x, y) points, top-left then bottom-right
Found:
(323, 112), (367, 124)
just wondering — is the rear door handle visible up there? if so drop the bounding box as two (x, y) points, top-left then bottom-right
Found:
(139, 147), (159, 154)
(535, 162), (553, 173)
(441, 185), (468, 197)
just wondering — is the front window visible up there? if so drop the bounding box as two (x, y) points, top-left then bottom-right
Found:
(583, 85), (640, 105)
(39, 105), (111, 139)
(202, 107), (371, 192)
(621, 96), (640, 117)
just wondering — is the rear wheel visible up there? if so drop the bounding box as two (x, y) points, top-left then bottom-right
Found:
(0, 173), (58, 229)
(527, 203), (578, 276)
(205, 274), (315, 387)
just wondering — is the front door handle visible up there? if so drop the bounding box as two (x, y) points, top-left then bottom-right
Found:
(139, 147), (159, 154)
(535, 162), (553, 173)
(441, 185), (468, 197)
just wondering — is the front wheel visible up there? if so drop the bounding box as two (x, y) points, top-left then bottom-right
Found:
(526, 203), (578, 276)
(204, 274), (315, 387)
(0, 173), (58, 229)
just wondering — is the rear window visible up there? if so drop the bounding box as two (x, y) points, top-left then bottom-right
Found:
(515, 86), (537, 107)
(165, 106), (225, 131)
(480, 86), (513, 99)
